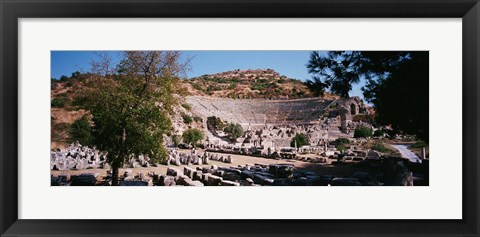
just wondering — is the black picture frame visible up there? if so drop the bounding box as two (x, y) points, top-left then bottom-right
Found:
(1, 0), (479, 236)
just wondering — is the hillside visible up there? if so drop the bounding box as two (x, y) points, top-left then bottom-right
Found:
(50, 69), (338, 149)
(181, 69), (314, 99)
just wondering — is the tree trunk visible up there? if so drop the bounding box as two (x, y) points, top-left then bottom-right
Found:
(112, 164), (119, 186)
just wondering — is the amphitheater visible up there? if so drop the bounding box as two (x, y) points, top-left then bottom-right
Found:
(185, 96), (339, 126)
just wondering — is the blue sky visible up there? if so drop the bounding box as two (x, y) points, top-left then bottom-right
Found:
(51, 50), (365, 98)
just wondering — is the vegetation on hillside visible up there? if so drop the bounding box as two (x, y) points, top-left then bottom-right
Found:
(184, 69), (313, 99)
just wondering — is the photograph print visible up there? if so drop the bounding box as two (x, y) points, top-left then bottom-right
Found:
(50, 50), (429, 186)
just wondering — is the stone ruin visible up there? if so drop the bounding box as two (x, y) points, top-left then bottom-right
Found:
(51, 143), (161, 171)
(185, 95), (372, 152)
(50, 142), (109, 171)
(143, 157), (417, 186)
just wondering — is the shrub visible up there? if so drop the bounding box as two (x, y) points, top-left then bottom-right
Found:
(371, 142), (390, 153)
(354, 126), (373, 138)
(59, 75), (68, 81)
(207, 116), (225, 131)
(182, 114), (193, 124)
(410, 140), (427, 149)
(336, 144), (347, 153)
(51, 97), (69, 108)
(290, 133), (309, 147)
(182, 128), (204, 147)
(69, 115), (93, 145)
(191, 83), (202, 91)
(223, 123), (244, 142)
(193, 116), (203, 123)
(332, 138), (350, 146)
(228, 83), (237, 90)
(251, 82), (267, 91)
(171, 134), (182, 146)
(181, 103), (191, 110)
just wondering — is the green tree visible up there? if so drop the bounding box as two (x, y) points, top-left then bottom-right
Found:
(306, 51), (428, 142)
(182, 128), (204, 147)
(306, 51), (365, 97)
(223, 123), (243, 142)
(332, 137), (350, 146)
(363, 52), (429, 142)
(69, 115), (93, 145)
(304, 76), (328, 97)
(354, 126), (373, 138)
(75, 51), (187, 185)
(290, 133), (309, 147)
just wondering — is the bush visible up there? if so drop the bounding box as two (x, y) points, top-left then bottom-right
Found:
(193, 116), (203, 123)
(332, 138), (350, 146)
(69, 115), (93, 145)
(191, 83), (202, 91)
(182, 128), (204, 147)
(171, 134), (182, 146)
(51, 97), (69, 108)
(410, 140), (427, 148)
(331, 138), (350, 151)
(336, 144), (347, 153)
(181, 103), (191, 110)
(182, 114), (193, 124)
(207, 116), (225, 131)
(290, 133), (309, 147)
(371, 142), (390, 153)
(354, 126), (373, 138)
(228, 83), (237, 90)
(223, 123), (243, 142)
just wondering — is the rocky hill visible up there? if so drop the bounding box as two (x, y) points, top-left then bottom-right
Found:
(181, 69), (313, 99)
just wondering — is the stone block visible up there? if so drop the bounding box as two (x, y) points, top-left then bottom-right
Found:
(220, 180), (240, 186)
(120, 181), (149, 186)
(184, 166), (195, 178)
(207, 175), (222, 186)
(167, 167), (181, 177)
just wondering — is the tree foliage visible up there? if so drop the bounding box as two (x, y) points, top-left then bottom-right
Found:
(363, 52), (429, 142)
(51, 96), (70, 108)
(182, 128), (204, 147)
(306, 51), (366, 97)
(223, 123), (244, 142)
(332, 137), (350, 146)
(290, 133), (309, 147)
(354, 126), (373, 138)
(69, 115), (93, 145)
(306, 51), (428, 142)
(304, 76), (329, 97)
(74, 51), (188, 185)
